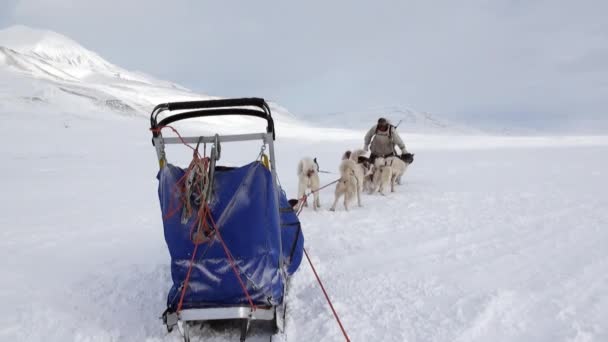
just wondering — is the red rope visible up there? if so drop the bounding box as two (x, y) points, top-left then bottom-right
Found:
(294, 178), (351, 341)
(153, 124), (203, 223)
(162, 162), (197, 222)
(175, 180), (257, 313)
(176, 170), (210, 313)
(205, 203), (257, 311)
(157, 125), (256, 313)
(303, 248), (351, 342)
(312, 179), (340, 194)
(296, 179), (340, 215)
(151, 125), (202, 158)
(157, 125), (347, 337)
(176, 237), (201, 312)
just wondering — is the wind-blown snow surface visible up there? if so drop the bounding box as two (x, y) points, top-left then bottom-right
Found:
(2, 25), (608, 342)
(1, 107), (608, 342)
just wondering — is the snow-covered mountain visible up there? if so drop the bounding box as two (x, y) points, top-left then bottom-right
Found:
(305, 105), (479, 134)
(2, 25), (605, 137)
(0, 25), (315, 138)
(0, 25), (472, 136)
(0, 25), (206, 114)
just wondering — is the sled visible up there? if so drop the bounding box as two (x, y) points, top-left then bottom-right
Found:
(149, 98), (304, 342)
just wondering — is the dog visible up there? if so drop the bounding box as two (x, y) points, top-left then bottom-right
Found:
(362, 170), (375, 193)
(343, 149), (374, 193)
(359, 160), (375, 194)
(330, 158), (363, 211)
(396, 152), (414, 184)
(400, 152), (415, 164)
(297, 157), (321, 210)
(352, 150), (375, 194)
(343, 149), (367, 162)
(370, 157), (393, 195)
(288, 199), (300, 210)
(386, 156), (408, 191)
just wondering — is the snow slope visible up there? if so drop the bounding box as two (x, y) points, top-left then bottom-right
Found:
(1, 26), (608, 342)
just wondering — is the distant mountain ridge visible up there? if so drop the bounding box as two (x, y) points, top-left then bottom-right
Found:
(0, 25), (188, 87)
(0, 25), (215, 116)
(305, 105), (479, 134)
(10, 25), (593, 135)
(0, 25), (470, 136)
(0, 25), (366, 141)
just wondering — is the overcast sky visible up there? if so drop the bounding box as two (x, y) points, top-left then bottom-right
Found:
(1, 0), (607, 120)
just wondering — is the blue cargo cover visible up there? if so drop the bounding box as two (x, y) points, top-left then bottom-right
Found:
(157, 161), (304, 309)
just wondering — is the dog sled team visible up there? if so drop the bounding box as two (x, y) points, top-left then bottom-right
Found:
(297, 117), (415, 211)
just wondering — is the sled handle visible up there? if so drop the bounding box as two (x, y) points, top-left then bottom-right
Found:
(150, 97), (275, 140)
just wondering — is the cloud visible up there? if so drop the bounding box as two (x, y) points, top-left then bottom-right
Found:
(5, 0), (608, 119)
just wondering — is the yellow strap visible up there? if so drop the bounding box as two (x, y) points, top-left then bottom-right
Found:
(261, 154), (270, 169)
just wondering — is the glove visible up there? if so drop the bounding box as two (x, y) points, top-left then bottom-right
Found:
(363, 145), (369, 152)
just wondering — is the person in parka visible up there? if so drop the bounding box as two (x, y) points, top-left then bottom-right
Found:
(363, 117), (407, 162)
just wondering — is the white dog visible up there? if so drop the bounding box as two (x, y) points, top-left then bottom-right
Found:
(297, 157), (321, 210)
(371, 157), (393, 195)
(330, 158), (363, 211)
(395, 153), (414, 185)
(344, 149), (367, 162)
(343, 149), (374, 193)
(386, 156), (408, 190)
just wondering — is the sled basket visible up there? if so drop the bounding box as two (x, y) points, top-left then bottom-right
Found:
(150, 98), (304, 340)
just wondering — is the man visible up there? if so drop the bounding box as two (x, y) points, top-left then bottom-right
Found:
(363, 117), (407, 163)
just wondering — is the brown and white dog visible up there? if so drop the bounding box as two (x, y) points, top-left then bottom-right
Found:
(297, 157), (321, 210)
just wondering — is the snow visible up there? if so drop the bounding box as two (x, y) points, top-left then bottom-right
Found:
(1, 26), (608, 342)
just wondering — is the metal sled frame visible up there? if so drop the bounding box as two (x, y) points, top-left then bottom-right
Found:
(150, 98), (285, 341)
(178, 304), (285, 342)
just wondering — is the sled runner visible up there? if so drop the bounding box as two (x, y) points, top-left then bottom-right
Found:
(150, 98), (304, 342)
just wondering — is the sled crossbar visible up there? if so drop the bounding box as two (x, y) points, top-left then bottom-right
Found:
(150, 97), (275, 140)
(156, 109), (268, 129)
(179, 306), (275, 321)
(157, 97), (268, 112)
(161, 133), (272, 145)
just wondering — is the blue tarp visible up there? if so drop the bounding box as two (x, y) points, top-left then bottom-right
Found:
(157, 161), (304, 309)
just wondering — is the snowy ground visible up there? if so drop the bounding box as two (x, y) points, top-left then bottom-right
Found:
(1, 109), (607, 342)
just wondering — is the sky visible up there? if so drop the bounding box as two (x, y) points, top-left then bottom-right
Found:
(0, 0), (607, 121)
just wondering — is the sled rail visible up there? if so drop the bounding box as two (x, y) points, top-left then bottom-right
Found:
(150, 97), (275, 140)
(180, 306), (275, 321)
(162, 133), (273, 145)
